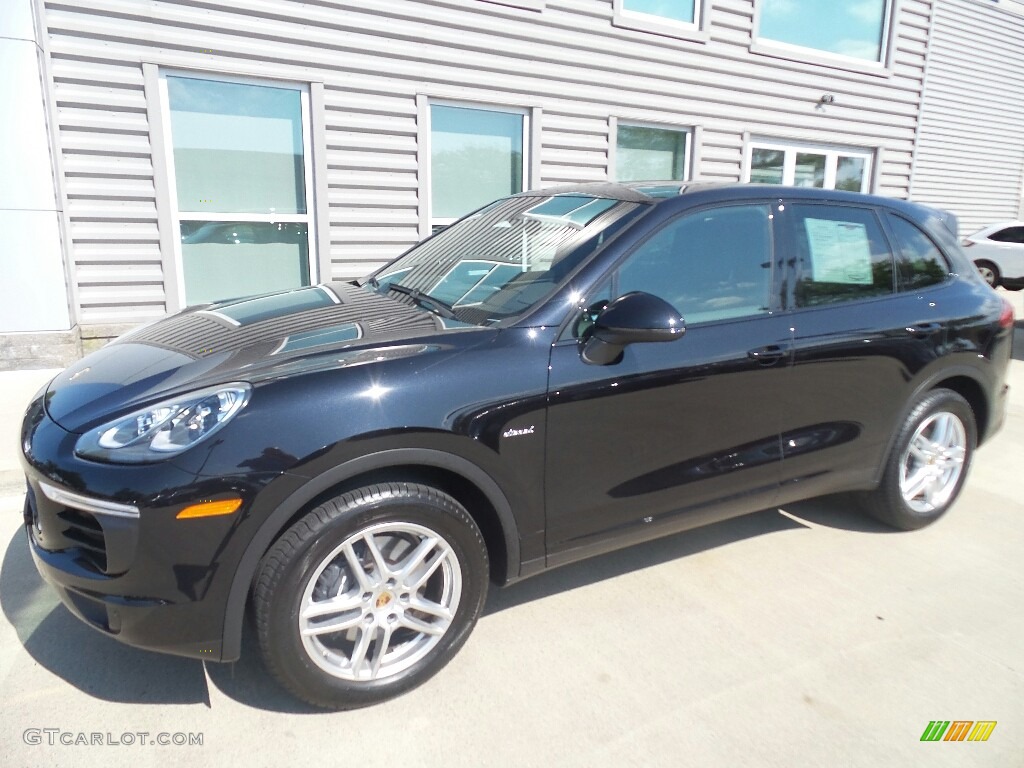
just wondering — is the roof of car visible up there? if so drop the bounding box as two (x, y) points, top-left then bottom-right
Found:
(513, 181), (952, 227)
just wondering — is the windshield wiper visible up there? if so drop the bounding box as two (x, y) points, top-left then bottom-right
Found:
(383, 283), (458, 320)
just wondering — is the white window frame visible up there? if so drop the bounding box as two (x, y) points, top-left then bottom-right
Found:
(751, 0), (899, 76)
(612, 0), (709, 43)
(417, 96), (537, 239)
(479, 0), (545, 10)
(610, 118), (694, 182)
(743, 137), (876, 193)
(156, 69), (317, 310)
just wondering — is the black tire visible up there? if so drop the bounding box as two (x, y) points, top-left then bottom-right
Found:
(253, 482), (489, 709)
(859, 389), (976, 530)
(974, 260), (1000, 288)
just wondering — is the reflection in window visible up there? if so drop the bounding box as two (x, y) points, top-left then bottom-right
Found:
(375, 194), (643, 324)
(757, 0), (889, 62)
(795, 153), (826, 188)
(886, 214), (950, 291)
(431, 261), (523, 306)
(273, 323), (362, 355)
(748, 143), (871, 192)
(180, 222), (310, 306)
(166, 75), (313, 306)
(616, 125), (690, 181)
(792, 205), (894, 307)
(750, 148), (784, 184)
(525, 196), (618, 226)
(199, 284), (335, 325)
(618, 204), (773, 324)
(622, 0), (695, 24)
(168, 77), (306, 215)
(430, 104), (525, 224)
(836, 157), (866, 192)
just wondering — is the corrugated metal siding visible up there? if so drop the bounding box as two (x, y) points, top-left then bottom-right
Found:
(910, 0), (1024, 233)
(41, 0), (932, 324)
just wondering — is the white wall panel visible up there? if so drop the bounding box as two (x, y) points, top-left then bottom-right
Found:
(39, 0), (934, 322)
(910, 0), (1024, 233)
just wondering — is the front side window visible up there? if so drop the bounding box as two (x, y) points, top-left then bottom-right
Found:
(372, 194), (644, 325)
(756, 0), (891, 63)
(791, 204), (894, 307)
(748, 142), (872, 192)
(886, 214), (950, 291)
(164, 75), (313, 306)
(616, 124), (691, 182)
(429, 104), (526, 229)
(616, 204), (774, 324)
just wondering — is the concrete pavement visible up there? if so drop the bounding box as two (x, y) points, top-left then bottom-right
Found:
(0, 290), (1022, 768)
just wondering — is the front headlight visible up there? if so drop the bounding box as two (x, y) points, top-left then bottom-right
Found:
(75, 383), (251, 463)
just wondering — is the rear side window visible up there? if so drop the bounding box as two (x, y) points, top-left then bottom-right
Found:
(990, 226), (1024, 244)
(885, 214), (950, 291)
(791, 204), (894, 307)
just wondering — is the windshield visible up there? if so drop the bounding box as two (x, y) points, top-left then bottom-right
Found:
(368, 194), (645, 325)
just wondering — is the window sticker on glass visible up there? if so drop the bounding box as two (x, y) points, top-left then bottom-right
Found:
(804, 218), (873, 284)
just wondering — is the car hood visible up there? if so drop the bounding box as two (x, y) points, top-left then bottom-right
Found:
(46, 282), (485, 432)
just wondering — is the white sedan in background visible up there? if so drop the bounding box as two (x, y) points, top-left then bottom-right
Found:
(963, 222), (1024, 290)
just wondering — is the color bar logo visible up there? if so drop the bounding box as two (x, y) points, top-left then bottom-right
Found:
(920, 721), (997, 742)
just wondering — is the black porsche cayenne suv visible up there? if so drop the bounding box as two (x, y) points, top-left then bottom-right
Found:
(20, 183), (1014, 709)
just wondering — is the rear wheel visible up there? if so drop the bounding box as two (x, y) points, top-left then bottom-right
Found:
(253, 482), (489, 709)
(860, 389), (976, 530)
(974, 260), (1000, 288)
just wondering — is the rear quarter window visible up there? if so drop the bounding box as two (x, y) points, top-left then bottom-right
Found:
(885, 214), (951, 291)
(989, 226), (1024, 244)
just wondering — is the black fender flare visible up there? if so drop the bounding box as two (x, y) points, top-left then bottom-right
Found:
(220, 448), (520, 661)
(871, 364), (992, 485)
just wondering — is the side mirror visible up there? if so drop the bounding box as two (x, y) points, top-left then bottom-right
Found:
(582, 291), (685, 365)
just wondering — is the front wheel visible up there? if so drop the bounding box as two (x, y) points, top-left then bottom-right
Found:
(253, 483), (489, 709)
(859, 389), (976, 530)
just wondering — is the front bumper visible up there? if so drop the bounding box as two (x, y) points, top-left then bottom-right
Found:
(24, 490), (226, 660)
(19, 396), (283, 661)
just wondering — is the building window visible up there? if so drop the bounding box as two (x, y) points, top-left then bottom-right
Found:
(747, 140), (873, 192)
(162, 74), (315, 306)
(428, 103), (527, 230)
(755, 0), (892, 63)
(613, 0), (706, 40)
(615, 124), (691, 181)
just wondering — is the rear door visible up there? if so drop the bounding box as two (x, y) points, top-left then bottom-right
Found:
(775, 200), (953, 499)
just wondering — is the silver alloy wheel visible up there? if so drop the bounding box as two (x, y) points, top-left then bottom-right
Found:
(975, 263), (997, 286)
(298, 521), (462, 682)
(899, 411), (967, 513)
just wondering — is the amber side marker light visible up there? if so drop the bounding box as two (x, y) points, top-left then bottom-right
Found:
(176, 498), (243, 519)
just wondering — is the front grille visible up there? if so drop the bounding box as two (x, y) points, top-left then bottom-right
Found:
(55, 508), (107, 573)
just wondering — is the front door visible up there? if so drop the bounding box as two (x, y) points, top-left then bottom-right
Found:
(543, 202), (792, 565)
